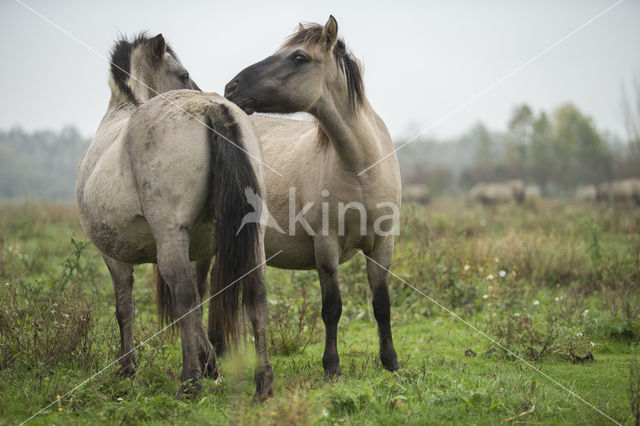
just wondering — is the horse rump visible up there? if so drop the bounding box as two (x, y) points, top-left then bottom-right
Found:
(154, 102), (263, 348)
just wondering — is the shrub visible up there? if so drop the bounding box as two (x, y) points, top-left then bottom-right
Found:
(267, 271), (320, 355)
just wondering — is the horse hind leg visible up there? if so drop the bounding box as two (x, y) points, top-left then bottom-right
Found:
(207, 258), (229, 359)
(195, 256), (217, 378)
(195, 257), (212, 303)
(156, 229), (214, 395)
(103, 255), (136, 377)
(365, 238), (400, 372)
(242, 265), (273, 402)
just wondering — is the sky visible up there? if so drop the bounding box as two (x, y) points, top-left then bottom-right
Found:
(0, 0), (638, 141)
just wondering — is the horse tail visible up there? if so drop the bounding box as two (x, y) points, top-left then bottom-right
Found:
(206, 103), (263, 350)
(153, 264), (174, 328)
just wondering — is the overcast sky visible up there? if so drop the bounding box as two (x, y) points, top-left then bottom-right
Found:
(1, 0), (638, 140)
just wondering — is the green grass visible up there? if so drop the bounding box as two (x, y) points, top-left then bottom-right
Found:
(0, 200), (639, 425)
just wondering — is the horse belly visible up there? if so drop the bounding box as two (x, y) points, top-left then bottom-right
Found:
(79, 151), (157, 263)
(82, 199), (214, 264)
(264, 228), (316, 270)
(88, 214), (157, 263)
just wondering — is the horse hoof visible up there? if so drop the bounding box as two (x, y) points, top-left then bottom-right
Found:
(204, 361), (219, 379)
(252, 389), (273, 404)
(117, 364), (136, 378)
(201, 349), (218, 379)
(252, 366), (274, 403)
(324, 367), (343, 380)
(381, 349), (400, 372)
(176, 379), (201, 399)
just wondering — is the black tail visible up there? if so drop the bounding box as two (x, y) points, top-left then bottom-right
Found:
(154, 264), (173, 329)
(206, 103), (263, 350)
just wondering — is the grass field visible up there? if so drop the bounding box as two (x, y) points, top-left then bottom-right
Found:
(1, 200), (639, 425)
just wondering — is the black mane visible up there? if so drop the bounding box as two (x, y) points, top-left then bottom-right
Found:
(109, 32), (178, 105)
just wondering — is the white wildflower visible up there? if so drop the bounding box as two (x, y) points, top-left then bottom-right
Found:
(117, 397), (124, 402)
(499, 270), (506, 277)
(494, 257), (499, 263)
(576, 331), (583, 337)
(582, 309), (589, 317)
(554, 296), (560, 302)
(482, 294), (489, 300)
(464, 265), (470, 271)
(487, 274), (494, 280)
(62, 313), (69, 319)
(533, 300), (540, 306)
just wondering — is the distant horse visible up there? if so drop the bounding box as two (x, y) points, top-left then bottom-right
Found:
(403, 184), (430, 205)
(469, 179), (525, 205)
(76, 33), (273, 399)
(575, 185), (597, 203)
(524, 185), (542, 204)
(597, 178), (640, 205)
(223, 17), (401, 377)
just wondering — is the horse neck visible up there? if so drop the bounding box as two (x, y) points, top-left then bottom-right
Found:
(107, 73), (152, 108)
(108, 92), (136, 111)
(314, 96), (392, 174)
(95, 94), (136, 145)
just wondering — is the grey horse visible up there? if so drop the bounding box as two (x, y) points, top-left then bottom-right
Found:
(222, 17), (402, 377)
(76, 33), (273, 399)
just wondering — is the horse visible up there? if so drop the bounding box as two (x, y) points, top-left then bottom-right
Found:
(468, 179), (525, 205)
(575, 185), (597, 203)
(403, 184), (430, 205)
(76, 33), (273, 399)
(597, 178), (640, 205)
(222, 16), (401, 377)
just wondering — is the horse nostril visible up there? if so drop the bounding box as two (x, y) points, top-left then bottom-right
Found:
(224, 80), (239, 97)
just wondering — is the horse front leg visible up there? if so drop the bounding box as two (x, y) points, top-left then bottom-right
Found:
(365, 237), (400, 372)
(103, 255), (137, 377)
(156, 231), (214, 396)
(314, 237), (342, 377)
(243, 264), (274, 402)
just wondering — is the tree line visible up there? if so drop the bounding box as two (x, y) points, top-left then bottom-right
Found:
(399, 101), (640, 197)
(0, 126), (89, 200)
(0, 97), (638, 201)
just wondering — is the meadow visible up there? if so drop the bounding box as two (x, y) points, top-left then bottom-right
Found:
(0, 199), (639, 425)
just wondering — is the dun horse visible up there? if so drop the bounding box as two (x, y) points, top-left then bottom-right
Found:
(76, 33), (273, 399)
(223, 17), (402, 376)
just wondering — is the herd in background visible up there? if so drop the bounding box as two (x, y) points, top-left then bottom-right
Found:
(577, 178), (640, 205)
(403, 177), (640, 206)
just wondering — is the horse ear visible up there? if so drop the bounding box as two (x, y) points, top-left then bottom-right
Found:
(298, 22), (305, 32)
(321, 15), (338, 50)
(151, 33), (166, 58)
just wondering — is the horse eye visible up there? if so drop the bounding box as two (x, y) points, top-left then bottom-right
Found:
(180, 73), (189, 83)
(294, 53), (310, 63)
